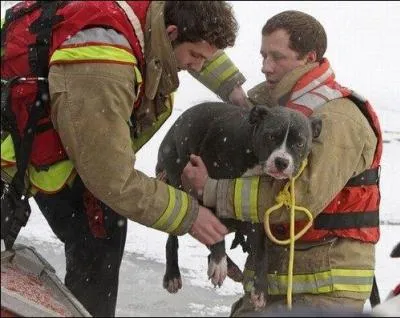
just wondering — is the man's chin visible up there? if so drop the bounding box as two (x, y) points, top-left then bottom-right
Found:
(266, 80), (278, 89)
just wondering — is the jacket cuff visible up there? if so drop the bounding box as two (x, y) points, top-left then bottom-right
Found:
(172, 196), (199, 236)
(217, 71), (246, 103)
(189, 51), (246, 103)
(215, 179), (236, 219)
(203, 177), (218, 208)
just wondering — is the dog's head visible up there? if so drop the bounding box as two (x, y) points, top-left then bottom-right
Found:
(249, 105), (322, 179)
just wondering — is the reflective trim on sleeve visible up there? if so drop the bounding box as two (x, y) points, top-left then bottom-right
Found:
(152, 185), (189, 233)
(50, 44), (137, 65)
(234, 177), (260, 223)
(243, 268), (374, 296)
(195, 51), (240, 91)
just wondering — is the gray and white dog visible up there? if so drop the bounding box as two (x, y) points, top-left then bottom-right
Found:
(156, 101), (321, 308)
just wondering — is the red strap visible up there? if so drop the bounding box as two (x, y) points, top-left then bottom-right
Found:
(394, 284), (400, 296)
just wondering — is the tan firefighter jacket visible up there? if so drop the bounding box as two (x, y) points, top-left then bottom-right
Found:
(202, 62), (379, 299)
(1, 1), (245, 236)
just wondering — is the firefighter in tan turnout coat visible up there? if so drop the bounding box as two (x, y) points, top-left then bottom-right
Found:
(181, 10), (382, 315)
(1, 1), (247, 316)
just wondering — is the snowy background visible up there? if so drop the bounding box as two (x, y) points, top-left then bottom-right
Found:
(2, 1), (400, 316)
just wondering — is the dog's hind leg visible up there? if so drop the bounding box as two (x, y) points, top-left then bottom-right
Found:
(163, 234), (182, 293)
(208, 240), (228, 287)
(249, 224), (268, 310)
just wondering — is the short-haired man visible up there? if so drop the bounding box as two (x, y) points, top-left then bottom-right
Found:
(181, 10), (382, 315)
(1, 1), (247, 316)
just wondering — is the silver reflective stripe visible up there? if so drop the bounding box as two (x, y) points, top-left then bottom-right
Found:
(293, 92), (326, 110)
(313, 85), (343, 100)
(351, 90), (367, 103)
(62, 27), (131, 49)
(116, 1), (145, 55)
(291, 67), (333, 100)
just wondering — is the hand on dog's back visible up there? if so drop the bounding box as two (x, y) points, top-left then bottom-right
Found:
(189, 206), (228, 245)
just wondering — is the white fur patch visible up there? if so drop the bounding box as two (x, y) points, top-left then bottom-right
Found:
(264, 125), (295, 179)
(207, 255), (227, 287)
(242, 164), (264, 177)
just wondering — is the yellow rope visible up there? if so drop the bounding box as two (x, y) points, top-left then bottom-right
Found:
(264, 159), (313, 310)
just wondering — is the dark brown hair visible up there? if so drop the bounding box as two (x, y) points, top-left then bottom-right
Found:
(164, 1), (238, 49)
(262, 10), (327, 61)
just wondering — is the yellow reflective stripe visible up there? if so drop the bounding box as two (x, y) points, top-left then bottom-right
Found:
(234, 179), (244, 220)
(218, 64), (240, 83)
(50, 45), (137, 64)
(243, 268), (374, 295)
(199, 53), (238, 91)
(134, 65), (142, 83)
(28, 160), (75, 193)
(1, 135), (16, 163)
(249, 177), (259, 223)
(234, 177), (260, 223)
(200, 51), (228, 76)
(152, 186), (188, 233)
(1, 135), (75, 193)
(131, 94), (173, 152)
(202, 64), (239, 92)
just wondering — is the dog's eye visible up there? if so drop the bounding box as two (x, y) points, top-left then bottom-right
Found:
(296, 142), (304, 148)
(268, 135), (275, 141)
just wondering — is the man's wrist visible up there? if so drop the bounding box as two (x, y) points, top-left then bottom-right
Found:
(203, 177), (218, 208)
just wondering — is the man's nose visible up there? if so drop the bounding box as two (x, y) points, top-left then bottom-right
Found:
(261, 57), (274, 74)
(190, 60), (205, 72)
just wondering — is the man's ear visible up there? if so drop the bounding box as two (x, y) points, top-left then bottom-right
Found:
(306, 50), (317, 63)
(166, 25), (178, 41)
(310, 116), (322, 139)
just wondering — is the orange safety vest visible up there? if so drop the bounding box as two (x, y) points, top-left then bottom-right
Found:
(272, 58), (382, 243)
(1, 0), (149, 168)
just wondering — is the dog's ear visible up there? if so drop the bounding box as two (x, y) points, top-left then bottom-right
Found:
(249, 105), (270, 125)
(310, 116), (322, 139)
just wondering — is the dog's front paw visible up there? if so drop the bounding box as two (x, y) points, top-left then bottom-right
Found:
(163, 272), (182, 294)
(250, 288), (266, 310)
(207, 255), (227, 287)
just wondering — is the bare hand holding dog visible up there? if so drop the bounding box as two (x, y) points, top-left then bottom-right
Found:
(228, 84), (250, 108)
(189, 206), (228, 246)
(181, 154), (209, 200)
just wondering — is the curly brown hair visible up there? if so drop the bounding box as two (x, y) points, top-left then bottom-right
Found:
(164, 1), (238, 49)
(262, 10), (327, 62)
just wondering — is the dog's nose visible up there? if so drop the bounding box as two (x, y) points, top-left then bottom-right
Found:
(275, 157), (289, 171)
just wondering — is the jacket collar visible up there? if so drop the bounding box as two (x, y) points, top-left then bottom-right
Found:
(143, 1), (179, 99)
(247, 62), (320, 107)
(272, 62), (318, 106)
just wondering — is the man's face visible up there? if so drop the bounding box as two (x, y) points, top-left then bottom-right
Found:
(260, 29), (309, 89)
(166, 25), (218, 72)
(173, 40), (218, 72)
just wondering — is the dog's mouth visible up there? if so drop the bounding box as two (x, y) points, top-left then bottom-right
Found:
(263, 159), (295, 180)
(265, 169), (290, 180)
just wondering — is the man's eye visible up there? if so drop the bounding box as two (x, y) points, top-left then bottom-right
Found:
(191, 53), (202, 59)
